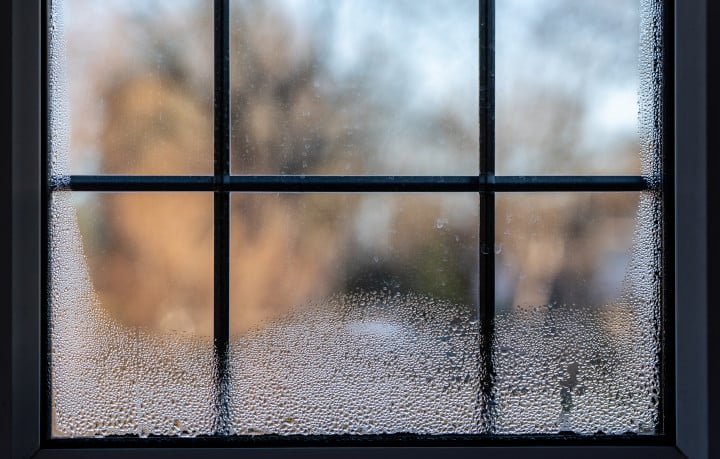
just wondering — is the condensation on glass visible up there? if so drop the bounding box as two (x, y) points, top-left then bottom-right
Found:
(491, 0), (665, 434)
(229, 0), (479, 175)
(48, 0), (665, 439)
(228, 193), (481, 434)
(57, 0), (214, 175)
(49, 193), (217, 437)
(494, 192), (662, 434)
(49, 0), (217, 437)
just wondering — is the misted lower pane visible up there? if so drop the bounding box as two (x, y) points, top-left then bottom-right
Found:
(50, 192), (216, 437)
(229, 193), (482, 434)
(494, 192), (661, 434)
(229, 0), (479, 175)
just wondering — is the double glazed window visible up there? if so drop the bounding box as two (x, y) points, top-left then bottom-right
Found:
(46, 0), (670, 444)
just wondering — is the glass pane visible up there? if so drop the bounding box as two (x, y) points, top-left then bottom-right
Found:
(229, 193), (482, 434)
(58, 0), (213, 175)
(230, 0), (478, 175)
(496, 1), (642, 175)
(494, 192), (662, 434)
(50, 192), (216, 437)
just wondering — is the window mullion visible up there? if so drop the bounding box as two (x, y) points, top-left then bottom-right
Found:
(213, 0), (231, 436)
(479, 0), (496, 433)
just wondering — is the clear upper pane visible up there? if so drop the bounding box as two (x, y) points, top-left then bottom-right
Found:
(496, 0), (642, 175)
(230, 0), (479, 175)
(59, 0), (214, 175)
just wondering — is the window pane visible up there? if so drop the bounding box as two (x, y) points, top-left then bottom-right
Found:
(57, 0), (213, 175)
(494, 192), (662, 434)
(496, 0), (644, 175)
(229, 193), (482, 434)
(50, 192), (216, 437)
(229, 0), (479, 175)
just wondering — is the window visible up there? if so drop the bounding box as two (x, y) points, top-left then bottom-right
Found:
(4, 0), (716, 454)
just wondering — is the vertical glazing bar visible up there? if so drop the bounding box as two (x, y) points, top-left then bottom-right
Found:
(478, 0), (496, 433)
(213, 0), (231, 435)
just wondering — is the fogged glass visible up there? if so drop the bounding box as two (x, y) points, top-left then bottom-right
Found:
(229, 193), (482, 434)
(60, 0), (213, 175)
(50, 192), (216, 437)
(230, 0), (479, 175)
(494, 192), (662, 434)
(496, 0), (641, 175)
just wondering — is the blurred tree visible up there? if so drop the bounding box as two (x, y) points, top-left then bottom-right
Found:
(71, 0), (643, 339)
(81, 1), (478, 335)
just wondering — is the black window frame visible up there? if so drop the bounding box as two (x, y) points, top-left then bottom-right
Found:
(5, 0), (714, 457)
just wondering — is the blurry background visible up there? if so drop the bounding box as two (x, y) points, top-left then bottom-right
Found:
(52, 0), (665, 437)
(61, 0), (643, 334)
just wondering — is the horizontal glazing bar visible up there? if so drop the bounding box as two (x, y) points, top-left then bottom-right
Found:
(53, 175), (215, 191)
(494, 175), (650, 192)
(50, 175), (653, 192)
(227, 176), (480, 192)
